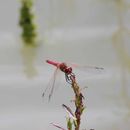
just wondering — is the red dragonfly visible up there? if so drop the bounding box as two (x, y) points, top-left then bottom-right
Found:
(42, 60), (103, 101)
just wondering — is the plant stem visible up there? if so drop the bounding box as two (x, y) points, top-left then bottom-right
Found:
(71, 79), (85, 130)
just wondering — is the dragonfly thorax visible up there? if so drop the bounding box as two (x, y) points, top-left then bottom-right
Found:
(65, 67), (72, 74)
(59, 63), (72, 74)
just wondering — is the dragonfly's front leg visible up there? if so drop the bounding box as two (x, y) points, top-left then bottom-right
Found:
(65, 74), (72, 84)
(65, 73), (75, 84)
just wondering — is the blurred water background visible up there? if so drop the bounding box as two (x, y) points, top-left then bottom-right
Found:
(0, 0), (130, 130)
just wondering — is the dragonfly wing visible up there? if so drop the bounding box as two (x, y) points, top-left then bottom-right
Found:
(42, 67), (61, 101)
(67, 62), (104, 74)
(48, 67), (60, 101)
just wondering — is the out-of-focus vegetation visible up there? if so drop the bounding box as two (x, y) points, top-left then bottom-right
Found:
(19, 0), (37, 45)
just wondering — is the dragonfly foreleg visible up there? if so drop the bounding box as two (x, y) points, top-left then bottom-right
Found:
(65, 73), (75, 84)
(65, 74), (72, 84)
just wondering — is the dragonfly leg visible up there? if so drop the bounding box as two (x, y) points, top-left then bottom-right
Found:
(65, 74), (72, 84)
(65, 73), (75, 84)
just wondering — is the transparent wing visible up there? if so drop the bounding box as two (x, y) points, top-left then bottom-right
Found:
(67, 62), (104, 74)
(42, 68), (61, 101)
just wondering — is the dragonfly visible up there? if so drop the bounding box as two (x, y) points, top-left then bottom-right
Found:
(42, 60), (103, 101)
